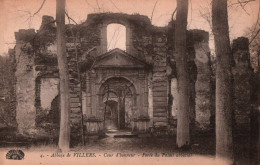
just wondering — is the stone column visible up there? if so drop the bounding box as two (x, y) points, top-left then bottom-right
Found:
(232, 37), (253, 130)
(84, 72), (103, 136)
(192, 30), (213, 130)
(152, 35), (168, 127)
(14, 29), (37, 135)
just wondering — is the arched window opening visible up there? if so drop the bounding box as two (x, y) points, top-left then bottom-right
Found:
(107, 24), (126, 51)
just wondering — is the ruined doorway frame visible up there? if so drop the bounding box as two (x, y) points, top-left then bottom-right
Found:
(99, 77), (137, 131)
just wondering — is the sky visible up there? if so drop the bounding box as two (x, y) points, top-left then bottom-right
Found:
(0, 0), (259, 56)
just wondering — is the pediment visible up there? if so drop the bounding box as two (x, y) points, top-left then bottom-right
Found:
(93, 48), (151, 69)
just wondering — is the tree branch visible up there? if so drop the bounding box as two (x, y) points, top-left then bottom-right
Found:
(151, 0), (159, 22)
(108, 0), (121, 12)
(249, 29), (260, 45)
(237, 0), (250, 15)
(96, 0), (101, 12)
(171, 8), (177, 28)
(65, 10), (78, 25)
(33, 0), (46, 17)
(228, 0), (255, 7)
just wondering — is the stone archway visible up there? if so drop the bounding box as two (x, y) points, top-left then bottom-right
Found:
(99, 77), (136, 130)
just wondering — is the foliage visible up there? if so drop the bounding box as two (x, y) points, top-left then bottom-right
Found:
(0, 56), (17, 128)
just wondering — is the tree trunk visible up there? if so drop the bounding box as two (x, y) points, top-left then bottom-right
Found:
(212, 0), (234, 163)
(175, 0), (190, 148)
(56, 0), (70, 152)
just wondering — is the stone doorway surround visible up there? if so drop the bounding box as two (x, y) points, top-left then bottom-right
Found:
(102, 77), (135, 131)
(83, 48), (151, 135)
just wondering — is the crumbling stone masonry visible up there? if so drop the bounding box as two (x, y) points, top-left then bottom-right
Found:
(192, 30), (215, 130)
(9, 13), (253, 140)
(231, 37), (254, 131)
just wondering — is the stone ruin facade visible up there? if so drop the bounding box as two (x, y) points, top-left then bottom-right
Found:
(9, 13), (254, 140)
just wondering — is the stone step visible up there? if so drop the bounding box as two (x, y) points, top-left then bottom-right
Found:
(106, 130), (138, 138)
(113, 134), (138, 138)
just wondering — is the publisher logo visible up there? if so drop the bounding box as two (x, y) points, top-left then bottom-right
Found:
(6, 150), (25, 160)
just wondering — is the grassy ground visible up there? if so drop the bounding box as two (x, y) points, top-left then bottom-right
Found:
(0, 127), (258, 164)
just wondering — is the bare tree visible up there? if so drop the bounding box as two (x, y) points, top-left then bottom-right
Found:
(212, 0), (234, 163)
(56, 0), (70, 152)
(175, 0), (190, 148)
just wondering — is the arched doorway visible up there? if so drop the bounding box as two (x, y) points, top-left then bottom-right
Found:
(104, 100), (118, 130)
(100, 77), (137, 131)
(50, 95), (60, 124)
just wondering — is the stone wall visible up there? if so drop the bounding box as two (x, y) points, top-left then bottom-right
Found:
(12, 13), (234, 139)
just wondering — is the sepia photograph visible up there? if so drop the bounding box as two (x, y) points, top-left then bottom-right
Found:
(0, 0), (259, 164)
